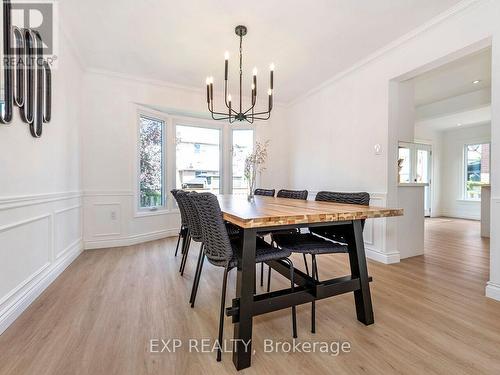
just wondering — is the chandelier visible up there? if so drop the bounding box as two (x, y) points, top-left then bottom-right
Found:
(206, 25), (274, 123)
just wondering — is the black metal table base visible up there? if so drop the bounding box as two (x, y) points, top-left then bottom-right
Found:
(228, 220), (373, 370)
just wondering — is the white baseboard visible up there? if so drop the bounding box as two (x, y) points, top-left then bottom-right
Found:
(84, 229), (178, 250)
(486, 281), (500, 302)
(365, 246), (400, 264)
(439, 210), (480, 221)
(0, 240), (83, 336)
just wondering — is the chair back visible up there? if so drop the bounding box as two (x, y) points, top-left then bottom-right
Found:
(277, 189), (308, 200)
(171, 189), (188, 227)
(314, 191), (370, 235)
(189, 192), (233, 267)
(254, 188), (275, 197)
(315, 191), (370, 206)
(177, 191), (203, 242)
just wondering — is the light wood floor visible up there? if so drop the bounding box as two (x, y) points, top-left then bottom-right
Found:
(0, 218), (499, 375)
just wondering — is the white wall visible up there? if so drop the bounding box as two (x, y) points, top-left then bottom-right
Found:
(284, 0), (500, 299)
(81, 71), (289, 249)
(415, 123), (492, 220)
(0, 31), (84, 334)
(441, 124), (490, 219)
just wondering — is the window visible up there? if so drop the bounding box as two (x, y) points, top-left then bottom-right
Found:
(176, 125), (221, 193)
(232, 129), (254, 195)
(139, 115), (165, 209)
(398, 146), (411, 184)
(464, 143), (490, 200)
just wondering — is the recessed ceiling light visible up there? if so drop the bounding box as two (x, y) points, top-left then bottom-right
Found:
(473, 80), (481, 84)
(457, 123), (463, 126)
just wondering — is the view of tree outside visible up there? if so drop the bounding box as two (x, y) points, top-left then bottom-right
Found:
(139, 116), (164, 208)
(465, 143), (490, 200)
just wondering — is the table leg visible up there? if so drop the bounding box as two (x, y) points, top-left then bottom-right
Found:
(232, 228), (256, 370)
(347, 220), (374, 325)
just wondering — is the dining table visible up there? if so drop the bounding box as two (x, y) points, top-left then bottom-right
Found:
(217, 194), (403, 370)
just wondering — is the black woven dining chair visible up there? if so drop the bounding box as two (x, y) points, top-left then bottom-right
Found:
(272, 191), (370, 334)
(254, 188), (275, 197)
(189, 192), (298, 361)
(177, 191), (204, 278)
(263, 189), (308, 289)
(310, 191), (370, 240)
(171, 189), (189, 257)
(277, 189), (308, 200)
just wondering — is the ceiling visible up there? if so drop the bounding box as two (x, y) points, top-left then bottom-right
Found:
(414, 48), (492, 132)
(61, 0), (463, 103)
(416, 106), (491, 132)
(414, 48), (492, 107)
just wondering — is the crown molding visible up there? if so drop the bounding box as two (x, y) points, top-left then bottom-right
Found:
(85, 68), (287, 109)
(85, 68), (206, 95)
(286, 0), (481, 107)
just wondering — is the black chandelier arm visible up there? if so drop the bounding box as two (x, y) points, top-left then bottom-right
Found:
(222, 82), (240, 116)
(243, 99), (257, 115)
(207, 103), (233, 118)
(210, 112), (232, 121)
(247, 114), (271, 121)
(247, 110), (271, 121)
(248, 109), (271, 117)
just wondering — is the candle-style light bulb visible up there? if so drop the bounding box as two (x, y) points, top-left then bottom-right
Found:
(252, 68), (257, 96)
(251, 83), (255, 91)
(227, 94), (232, 102)
(224, 52), (229, 80)
(209, 76), (214, 101)
(206, 77), (210, 103)
(268, 88), (272, 96)
(269, 63), (274, 90)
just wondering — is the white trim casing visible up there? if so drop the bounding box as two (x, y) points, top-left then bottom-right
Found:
(307, 191), (398, 264)
(486, 282), (500, 301)
(0, 193), (83, 335)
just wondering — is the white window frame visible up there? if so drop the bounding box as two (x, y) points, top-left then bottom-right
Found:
(136, 108), (168, 216)
(134, 108), (257, 216)
(463, 141), (491, 201)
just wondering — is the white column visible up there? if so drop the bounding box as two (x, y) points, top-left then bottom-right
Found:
(486, 36), (500, 301)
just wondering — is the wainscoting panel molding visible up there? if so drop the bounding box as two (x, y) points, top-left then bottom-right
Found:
(83, 191), (180, 250)
(0, 193), (83, 335)
(302, 191), (397, 264)
(486, 197), (500, 301)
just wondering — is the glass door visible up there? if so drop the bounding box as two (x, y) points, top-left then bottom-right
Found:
(416, 145), (432, 217)
(398, 142), (432, 217)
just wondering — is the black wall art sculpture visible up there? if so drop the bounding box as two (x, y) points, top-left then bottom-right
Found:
(1, 0), (52, 138)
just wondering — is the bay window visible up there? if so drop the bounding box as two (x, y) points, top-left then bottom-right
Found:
(137, 109), (256, 212)
(232, 129), (254, 195)
(175, 125), (221, 193)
